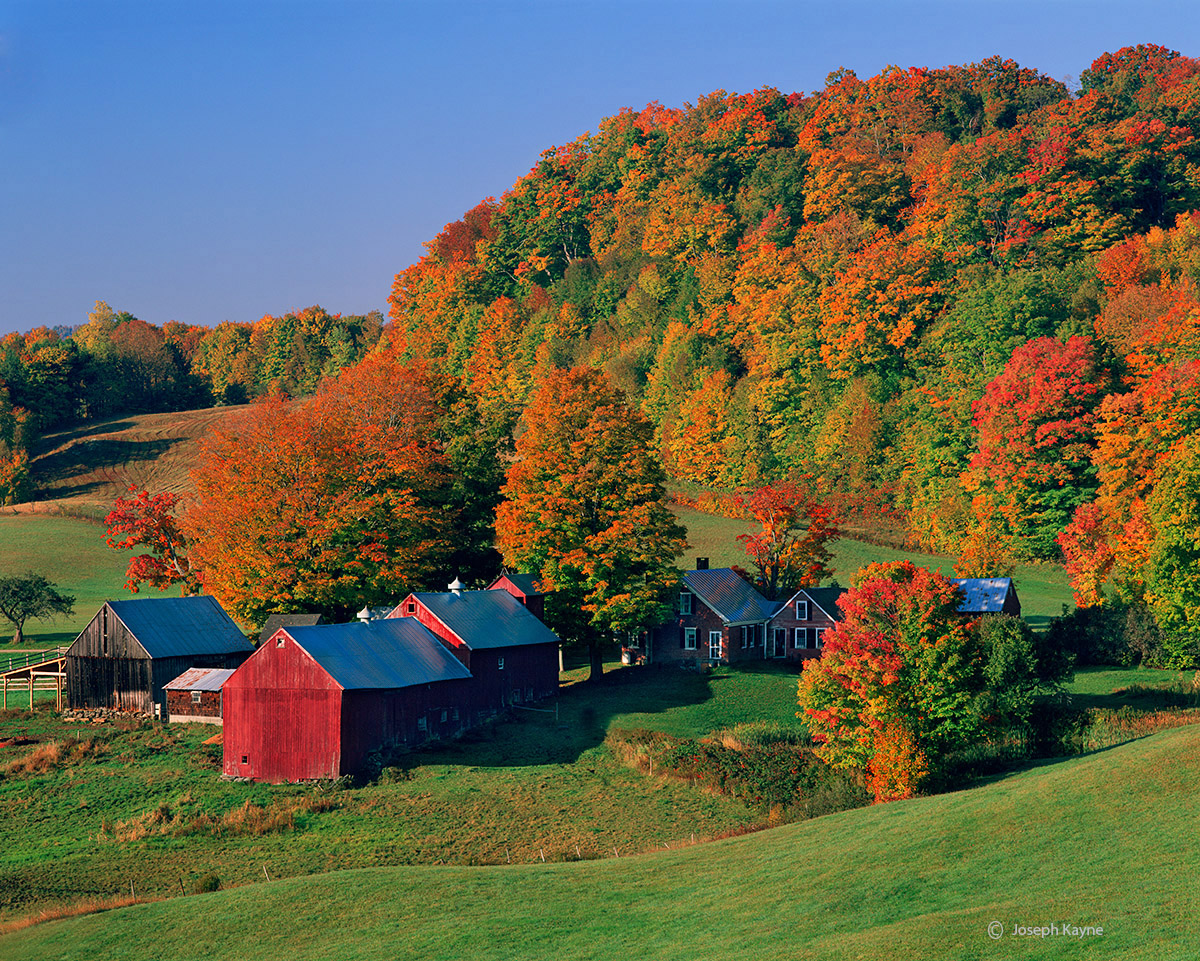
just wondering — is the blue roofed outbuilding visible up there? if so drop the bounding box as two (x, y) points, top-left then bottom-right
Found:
(949, 577), (1022, 617)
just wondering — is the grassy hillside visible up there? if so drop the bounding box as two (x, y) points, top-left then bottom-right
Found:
(0, 516), (140, 648)
(22, 406), (247, 520)
(674, 504), (1073, 624)
(4, 722), (1197, 960)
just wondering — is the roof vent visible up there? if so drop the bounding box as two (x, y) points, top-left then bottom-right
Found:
(357, 606), (371, 623)
(449, 577), (465, 596)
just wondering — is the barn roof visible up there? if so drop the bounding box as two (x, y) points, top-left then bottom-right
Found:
(285, 619), (473, 690)
(406, 590), (561, 650)
(950, 578), (1016, 614)
(682, 569), (776, 624)
(489, 573), (543, 597)
(258, 613), (323, 646)
(106, 596), (253, 659)
(164, 667), (237, 692)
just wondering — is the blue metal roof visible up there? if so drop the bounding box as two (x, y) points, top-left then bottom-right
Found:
(950, 578), (1015, 614)
(284, 619), (472, 690)
(406, 590), (561, 650)
(107, 596), (253, 659)
(682, 569), (776, 624)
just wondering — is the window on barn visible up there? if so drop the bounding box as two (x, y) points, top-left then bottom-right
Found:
(417, 716), (428, 732)
(440, 710), (448, 723)
(795, 627), (809, 648)
(241, 755), (248, 764)
(406, 601), (416, 614)
(191, 691), (202, 705)
(795, 599), (809, 620)
(679, 591), (693, 614)
(498, 657), (505, 670)
(451, 707), (459, 721)
(684, 627), (698, 650)
(276, 636), (286, 648)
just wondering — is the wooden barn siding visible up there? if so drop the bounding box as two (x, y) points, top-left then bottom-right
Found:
(467, 643), (558, 718)
(339, 678), (475, 773)
(223, 638), (342, 782)
(66, 656), (153, 713)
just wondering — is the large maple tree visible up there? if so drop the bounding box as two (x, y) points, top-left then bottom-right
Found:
(495, 366), (686, 679)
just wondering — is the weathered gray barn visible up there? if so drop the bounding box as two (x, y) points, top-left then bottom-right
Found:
(66, 596), (253, 715)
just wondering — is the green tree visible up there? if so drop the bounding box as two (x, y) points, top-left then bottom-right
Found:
(0, 574), (75, 645)
(495, 367), (687, 679)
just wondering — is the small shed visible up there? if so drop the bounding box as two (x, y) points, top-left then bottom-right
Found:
(223, 618), (474, 782)
(488, 573), (546, 621)
(257, 613), (323, 647)
(164, 667), (235, 724)
(950, 578), (1022, 618)
(66, 596), (253, 716)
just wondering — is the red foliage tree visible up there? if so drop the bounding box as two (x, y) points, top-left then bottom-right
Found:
(105, 486), (199, 594)
(736, 481), (838, 600)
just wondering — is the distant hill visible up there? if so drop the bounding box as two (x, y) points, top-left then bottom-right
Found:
(21, 406), (247, 521)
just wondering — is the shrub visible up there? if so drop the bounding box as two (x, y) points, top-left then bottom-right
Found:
(192, 873), (221, 894)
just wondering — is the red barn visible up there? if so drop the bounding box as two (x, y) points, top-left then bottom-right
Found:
(223, 618), (472, 782)
(389, 585), (559, 719)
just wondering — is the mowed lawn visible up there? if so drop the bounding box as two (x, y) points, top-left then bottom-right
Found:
(0, 664), (806, 923)
(673, 504), (1073, 624)
(0, 515), (138, 648)
(4, 723), (1198, 961)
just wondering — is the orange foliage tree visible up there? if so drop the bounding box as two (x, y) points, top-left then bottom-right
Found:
(495, 367), (686, 679)
(184, 353), (456, 623)
(736, 481), (838, 600)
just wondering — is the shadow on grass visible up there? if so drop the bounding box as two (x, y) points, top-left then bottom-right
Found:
(386, 665), (721, 773)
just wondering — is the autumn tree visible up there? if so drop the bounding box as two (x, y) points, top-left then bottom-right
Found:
(495, 367), (687, 679)
(105, 486), (199, 594)
(0, 574), (75, 645)
(797, 562), (983, 802)
(736, 481), (838, 600)
(184, 352), (458, 624)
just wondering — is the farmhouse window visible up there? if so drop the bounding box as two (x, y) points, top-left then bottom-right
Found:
(191, 691), (202, 705)
(684, 627), (698, 650)
(740, 626), (748, 649)
(795, 599), (809, 620)
(794, 627), (809, 648)
(679, 591), (693, 614)
(814, 628), (826, 649)
(708, 630), (722, 660)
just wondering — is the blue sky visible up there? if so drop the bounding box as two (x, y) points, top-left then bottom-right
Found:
(1, 0), (1197, 336)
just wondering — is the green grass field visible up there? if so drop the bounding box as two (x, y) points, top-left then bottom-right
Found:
(0, 516), (140, 648)
(4, 720), (1197, 960)
(672, 504), (1073, 624)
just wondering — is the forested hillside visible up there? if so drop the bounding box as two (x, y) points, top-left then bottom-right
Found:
(382, 45), (1200, 645)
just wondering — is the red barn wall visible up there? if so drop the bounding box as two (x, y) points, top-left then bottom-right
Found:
(339, 678), (474, 772)
(223, 637), (342, 783)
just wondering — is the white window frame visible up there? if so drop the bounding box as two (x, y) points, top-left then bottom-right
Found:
(740, 626), (748, 649)
(814, 628), (826, 649)
(191, 691), (202, 705)
(679, 591), (693, 615)
(794, 627), (809, 648)
(708, 630), (722, 660)
(684, 627), (698, 650)
(795, 599), (809, 621)
(498, 656), (505, 671)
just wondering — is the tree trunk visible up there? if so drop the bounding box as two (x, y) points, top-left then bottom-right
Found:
(587, 640), (604, 682)
(12, 625), (23, 646)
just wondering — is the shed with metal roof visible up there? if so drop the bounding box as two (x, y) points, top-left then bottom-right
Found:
(164, 667), (236, 724)
(949, 578), (1022, 617)
(65, 596), (253, 716)
(223, 618), (474, 782)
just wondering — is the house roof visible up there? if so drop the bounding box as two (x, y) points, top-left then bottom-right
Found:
(489, 573), (543, 597)
(164, 667), (237, 692)
(105, 596), (254, 659)
(403, 590), (561, 650)
(258, 613), (323, 646)
(284, 619), (473, 690)
(682, 569), (776, 624)
(950, 578), (1016, 614)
